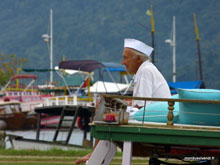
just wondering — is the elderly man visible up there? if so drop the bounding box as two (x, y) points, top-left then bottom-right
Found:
(122, 38), (171, 108)
(75, 39), (171, 165)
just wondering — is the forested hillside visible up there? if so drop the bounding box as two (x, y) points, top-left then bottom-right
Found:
(0, 0), (220, 88)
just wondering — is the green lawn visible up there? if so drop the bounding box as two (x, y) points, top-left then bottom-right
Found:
(0, 148), (151, 164)
(0, 148), (201, 164)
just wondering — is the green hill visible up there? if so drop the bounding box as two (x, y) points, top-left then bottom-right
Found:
(0, 0), (220, 88)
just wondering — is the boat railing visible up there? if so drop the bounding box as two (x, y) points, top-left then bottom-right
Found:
(4, 88), (39, 92)
(2, 93), (44, 112)
(20, 101), (44, 112)
(43, 95), (78, 106)
(98, 94), (220, 127)
(42, 94), (97, 107)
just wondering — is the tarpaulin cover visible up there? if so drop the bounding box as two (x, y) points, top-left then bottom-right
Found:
(59, 60), (104, 73)
(22, 68), (56, 72)
(102, 62), (126, 72)
(23, 61), (126, 73)
(168, 80), (203, 94)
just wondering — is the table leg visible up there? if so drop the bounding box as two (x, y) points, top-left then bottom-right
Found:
(122, 141), (132, 165)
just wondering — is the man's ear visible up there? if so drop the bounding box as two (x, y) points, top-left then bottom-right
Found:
(137, 55), (142, 63)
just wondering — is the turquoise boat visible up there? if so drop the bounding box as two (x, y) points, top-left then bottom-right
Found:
(132, 88), (220, 126)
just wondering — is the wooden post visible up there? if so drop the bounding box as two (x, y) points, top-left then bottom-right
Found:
(142, 100), (147, 125)
(36, 113), (42, 140)
(167, 101), (175, 125)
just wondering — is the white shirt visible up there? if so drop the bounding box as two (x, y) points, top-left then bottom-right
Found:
(132, 61), (171, 107)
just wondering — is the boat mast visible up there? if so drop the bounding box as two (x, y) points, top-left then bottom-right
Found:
(172, 16), (176, 82)
(193, 13), (203, 82)
(165, 16), (176, 82)
(42, 9), (53, 85)
(150, 5), (155, 64)
(49, 9), (53, 84)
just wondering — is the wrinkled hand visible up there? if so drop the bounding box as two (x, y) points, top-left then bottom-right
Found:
(134, 104), (143, 109)
(75, 153), (92, 165)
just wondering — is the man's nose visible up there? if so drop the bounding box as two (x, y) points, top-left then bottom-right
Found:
(121, 59), (125, 65)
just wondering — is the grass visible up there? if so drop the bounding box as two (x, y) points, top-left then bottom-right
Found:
(0, 148), (92, 156)
(0, 148), (89, 164)
(0, 148), (149, 165)
(0, 148), (202, 164)
(0, 148), (123, 156)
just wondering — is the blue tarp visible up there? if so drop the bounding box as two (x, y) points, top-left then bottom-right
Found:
(102, 62), (126, 72)
(168, 80), (203, 94)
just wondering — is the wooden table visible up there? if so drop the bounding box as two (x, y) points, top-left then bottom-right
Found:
(91, 122), (220, 164)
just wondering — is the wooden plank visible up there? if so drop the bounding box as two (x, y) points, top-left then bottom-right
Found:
(91, 124), (220, 147)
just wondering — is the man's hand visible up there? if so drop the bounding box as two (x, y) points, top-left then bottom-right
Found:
(134, 104), (143, 109)
(75, 153), (92, 164)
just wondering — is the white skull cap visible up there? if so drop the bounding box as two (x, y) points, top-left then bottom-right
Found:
(124, 38), (153, 56)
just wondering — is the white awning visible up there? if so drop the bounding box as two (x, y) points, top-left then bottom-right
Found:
(88, 81), (129, 93)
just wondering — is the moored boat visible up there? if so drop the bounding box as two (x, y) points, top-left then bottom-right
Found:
(0, 100), (37, 130)
(1, 74), (44, 112)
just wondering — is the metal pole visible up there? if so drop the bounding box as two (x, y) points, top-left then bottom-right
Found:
(193, 13), (203, 82)
(150, 5), (155, 64)
(197, 40), (203, 81)
(151, 32), (155, 64)
(172, 16), (176, 82)
(50, 9), (53, 84)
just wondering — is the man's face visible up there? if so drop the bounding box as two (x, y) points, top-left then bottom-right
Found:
(121, 48), (139, 74)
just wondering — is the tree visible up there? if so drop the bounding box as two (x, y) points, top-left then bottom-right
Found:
(0, 53), (27, 87)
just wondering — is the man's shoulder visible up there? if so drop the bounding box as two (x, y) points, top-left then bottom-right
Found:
(138, 62), (156, 73)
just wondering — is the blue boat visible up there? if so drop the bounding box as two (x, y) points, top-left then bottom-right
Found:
(132, 88), (220, 126)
